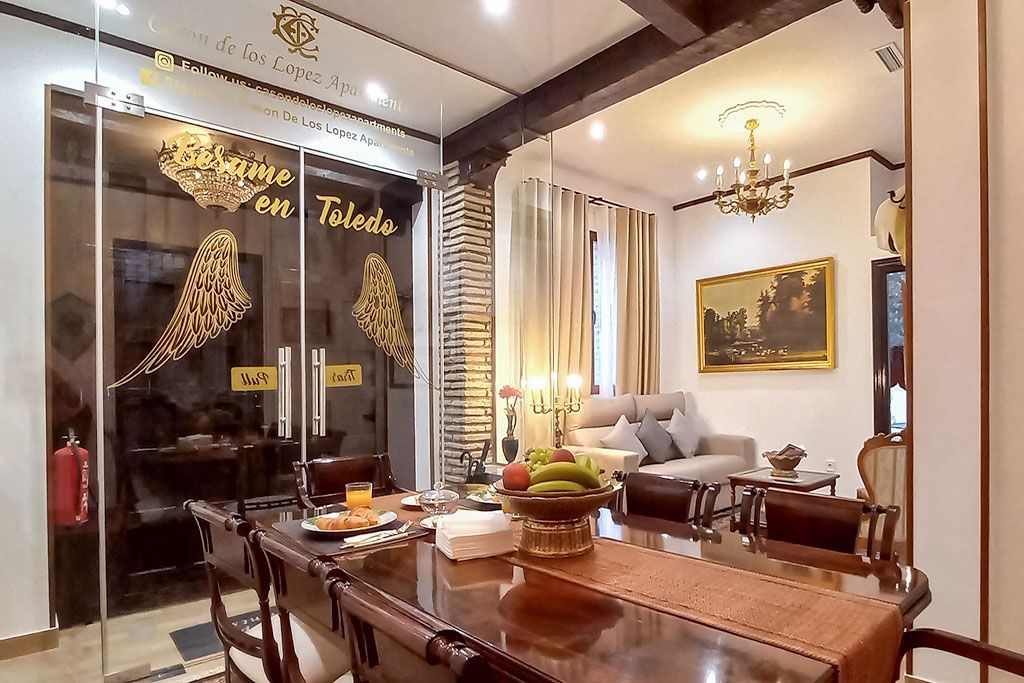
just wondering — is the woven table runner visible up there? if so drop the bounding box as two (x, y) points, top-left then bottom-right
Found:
(500, 536), (902, 683)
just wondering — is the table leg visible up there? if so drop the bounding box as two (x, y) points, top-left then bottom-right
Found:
(729, 483), (737, 531)
(830, 482), (836, 496)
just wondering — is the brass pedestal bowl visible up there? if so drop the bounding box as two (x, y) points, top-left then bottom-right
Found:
(494, 484), (614, 558)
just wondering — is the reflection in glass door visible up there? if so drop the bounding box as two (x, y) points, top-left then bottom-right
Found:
(303, 152), (423, 486)
(98, 103), (302, 677)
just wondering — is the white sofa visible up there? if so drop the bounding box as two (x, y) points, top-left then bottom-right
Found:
(563, 392), (757, 511)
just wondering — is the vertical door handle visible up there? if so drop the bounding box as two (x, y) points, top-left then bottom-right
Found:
(278, 347), (292, 439)
(311, 348), (327, 437)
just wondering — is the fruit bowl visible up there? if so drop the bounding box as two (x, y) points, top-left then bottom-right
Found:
(494, 483), (614, 558)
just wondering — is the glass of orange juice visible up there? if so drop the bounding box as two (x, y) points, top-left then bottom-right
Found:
(345, 482), (373, 509)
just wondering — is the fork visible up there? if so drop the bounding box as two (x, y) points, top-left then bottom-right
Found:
(344, 521), (413, 548)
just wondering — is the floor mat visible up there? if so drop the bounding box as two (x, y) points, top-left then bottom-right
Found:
(168, 610), (266, 662)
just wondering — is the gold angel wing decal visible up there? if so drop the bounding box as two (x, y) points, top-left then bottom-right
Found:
(352, 253), (429, 384)
(108, 229), (252, 388)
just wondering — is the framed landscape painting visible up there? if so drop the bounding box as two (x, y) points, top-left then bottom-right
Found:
(697, 257), (835, 373)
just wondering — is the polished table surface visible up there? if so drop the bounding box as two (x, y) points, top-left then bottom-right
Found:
(240, 496), (930, 683)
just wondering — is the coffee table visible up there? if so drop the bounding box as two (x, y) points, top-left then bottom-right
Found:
(727, 467), (840, 528)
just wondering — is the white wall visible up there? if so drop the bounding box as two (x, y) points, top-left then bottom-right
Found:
(670, 159), (899, 497)
(910, 2), (984, 680)
(987, 0), (1024, 675)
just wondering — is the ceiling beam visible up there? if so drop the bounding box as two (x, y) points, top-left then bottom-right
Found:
(852, 0), (903, 29)
(443, 0), (842, 165)
(618, 0), (706, 45)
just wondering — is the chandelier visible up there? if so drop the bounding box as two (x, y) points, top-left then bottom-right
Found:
(713, 118), (794, 222)
(157, 133), (270, 213)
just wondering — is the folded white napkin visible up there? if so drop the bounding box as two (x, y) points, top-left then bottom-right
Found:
(436, 510), (514, 561)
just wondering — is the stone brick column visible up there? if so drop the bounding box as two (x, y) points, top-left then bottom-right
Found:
(439, 161), (497, 482)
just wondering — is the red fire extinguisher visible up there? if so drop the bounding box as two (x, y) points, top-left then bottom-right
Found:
(51, 432), (89, 526)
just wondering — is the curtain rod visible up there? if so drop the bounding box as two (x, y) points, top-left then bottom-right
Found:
(523, 178), (629, 210)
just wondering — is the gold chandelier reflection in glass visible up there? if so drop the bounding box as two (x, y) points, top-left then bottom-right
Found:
(713, 118), (794, 222)
(157, 132), (271, 213)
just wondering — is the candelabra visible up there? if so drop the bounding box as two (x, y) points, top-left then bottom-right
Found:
(713, 118), (795, 222)
(528, 374), (582, 448)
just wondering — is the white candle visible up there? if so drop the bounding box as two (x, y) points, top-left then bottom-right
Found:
(783, 159), (791, 184)
(716, 165), (724, 189)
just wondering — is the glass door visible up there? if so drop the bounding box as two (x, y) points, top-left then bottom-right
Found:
(97, 104), (302, 678)
(302, 152), (424, 486)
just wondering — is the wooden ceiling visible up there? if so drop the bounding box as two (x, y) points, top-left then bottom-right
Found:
(443, 0), (844, 169)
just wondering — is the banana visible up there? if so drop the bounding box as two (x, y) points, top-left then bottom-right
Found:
(575, 454), (600, 477)
(529, 461), (601, 489)
(528, 480), (587, 493)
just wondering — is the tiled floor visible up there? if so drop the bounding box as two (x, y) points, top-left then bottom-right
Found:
(0, 591), (255, 683)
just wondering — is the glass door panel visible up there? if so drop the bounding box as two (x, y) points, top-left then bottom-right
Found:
(98, 106), (301, 678)
(302, 152), (424, 486)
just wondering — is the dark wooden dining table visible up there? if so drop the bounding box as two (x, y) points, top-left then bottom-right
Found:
(236, 491), (930, 683)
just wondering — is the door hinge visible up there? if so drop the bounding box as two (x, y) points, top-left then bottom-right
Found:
(85, 83), (145, 117)
(416, 169), (450, 191)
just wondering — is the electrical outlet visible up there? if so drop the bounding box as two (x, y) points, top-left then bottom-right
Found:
(825, 459), (836, 473)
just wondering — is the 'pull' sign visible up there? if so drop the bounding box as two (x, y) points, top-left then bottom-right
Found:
(325, 364), (362, 387)
(231, 366), (278, 391)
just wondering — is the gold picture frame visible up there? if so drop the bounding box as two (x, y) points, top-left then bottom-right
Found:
(696, 257), (836, 373)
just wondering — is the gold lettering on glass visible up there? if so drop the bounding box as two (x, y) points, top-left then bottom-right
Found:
(230, 366), (278, 391)
(325, 364), (363, 388)
(272, 5), (320, 61)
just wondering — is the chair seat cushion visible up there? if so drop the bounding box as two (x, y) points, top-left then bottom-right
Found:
(229, 614), (349, 683)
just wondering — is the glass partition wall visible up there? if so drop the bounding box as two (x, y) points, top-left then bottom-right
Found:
(10, 0), (559, 679)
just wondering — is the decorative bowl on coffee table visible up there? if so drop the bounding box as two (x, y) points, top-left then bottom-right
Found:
(762, 445), (807, 478)
(494, 483), (614, 558)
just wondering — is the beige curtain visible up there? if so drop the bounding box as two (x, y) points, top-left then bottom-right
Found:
(511, 179), (592, 445)
(614, 208), (660, 395)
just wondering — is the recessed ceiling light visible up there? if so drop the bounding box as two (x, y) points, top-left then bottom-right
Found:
(589, 121), (606, 140)
(366, 82), (388, 103)
(696, 168), (708, 181)
(483, 0), (509, 15)
(115, 3), (131, 16)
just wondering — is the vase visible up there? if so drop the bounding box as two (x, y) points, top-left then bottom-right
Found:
(501, 436), (520, 463)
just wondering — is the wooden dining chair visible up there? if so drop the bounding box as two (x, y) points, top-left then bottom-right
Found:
(894, 629), (1024, 680)
(856, 431), (907, 544)
(326, 579), (492, 683)
(760, 488), (901, 561)
(294, 454), (401, 509)
(622, 472), (719, 527)
(256, 530), (352, 683)
(185, 500), (283, 683)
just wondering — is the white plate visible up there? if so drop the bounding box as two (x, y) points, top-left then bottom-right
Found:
(419, 515), (442, 530)
(400, 494), (422, 508)
(466, 492), (500, 506)
(301, 510), (398, 534)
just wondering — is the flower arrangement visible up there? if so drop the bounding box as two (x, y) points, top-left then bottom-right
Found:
(499, 384), (521, 437)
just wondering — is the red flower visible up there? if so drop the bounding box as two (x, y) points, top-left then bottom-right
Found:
(499, 385), (521, 399)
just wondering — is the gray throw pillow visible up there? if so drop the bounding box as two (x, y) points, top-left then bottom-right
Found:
(636, 411), (680, 464)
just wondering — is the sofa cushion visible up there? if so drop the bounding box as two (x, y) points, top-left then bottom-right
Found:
(568, 394), (636, 431)
(666, 408), (702, 458)
(600, 415), (647, 458)
(634, 392), (686, 421)
(640, 453), (750, 511)
(636, 411), (679, 464)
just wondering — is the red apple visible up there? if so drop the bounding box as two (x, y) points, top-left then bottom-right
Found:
(502, 462), (531, 491)
(550, 448), (575, 463)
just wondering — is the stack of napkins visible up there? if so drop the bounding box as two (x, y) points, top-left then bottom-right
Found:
(435, 510), (514, 561)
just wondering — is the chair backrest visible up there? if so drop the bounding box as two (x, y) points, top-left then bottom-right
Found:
(896, 629), (1024, 680)
(257, 530), (349, 683)
(761, 488), (901, 561)
(328, 580), (491, 683)
(294, 454), (400, 509)
(185, 500), (282, 683)
(857, 431), (907, 541)
(623, 472), (719, 526)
